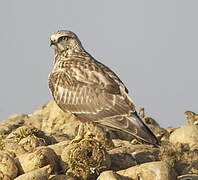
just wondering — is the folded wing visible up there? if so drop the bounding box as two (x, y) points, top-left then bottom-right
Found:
(48, 62), (159, 145)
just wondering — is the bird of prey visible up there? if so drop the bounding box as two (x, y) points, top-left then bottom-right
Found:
(48, 30), (159, 146)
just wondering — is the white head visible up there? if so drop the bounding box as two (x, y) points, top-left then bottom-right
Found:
(50, 30), (84, 55)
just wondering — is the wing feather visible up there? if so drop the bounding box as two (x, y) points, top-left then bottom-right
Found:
(98, 113), (159, 145)
(48, 70), (132, 121)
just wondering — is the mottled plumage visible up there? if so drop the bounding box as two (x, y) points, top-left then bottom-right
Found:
(49, 30), (159, 146)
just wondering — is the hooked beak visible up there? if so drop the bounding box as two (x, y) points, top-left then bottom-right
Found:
(50, 40), (56, 47)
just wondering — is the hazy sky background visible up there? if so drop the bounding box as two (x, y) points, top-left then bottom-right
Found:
(0, 1), (198, 127)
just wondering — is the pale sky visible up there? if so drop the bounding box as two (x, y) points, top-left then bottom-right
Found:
(0, 1), (198, 127)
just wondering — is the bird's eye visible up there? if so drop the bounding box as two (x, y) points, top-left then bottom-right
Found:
(58, 36), (68, 42)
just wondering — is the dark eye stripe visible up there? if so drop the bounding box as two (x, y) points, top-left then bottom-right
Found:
(57, 36), (68, 43)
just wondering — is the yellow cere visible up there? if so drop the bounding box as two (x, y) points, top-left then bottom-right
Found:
(50, 34), (57, 42)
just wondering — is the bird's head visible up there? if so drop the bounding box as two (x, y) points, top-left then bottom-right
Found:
(50, 30), (84, 55)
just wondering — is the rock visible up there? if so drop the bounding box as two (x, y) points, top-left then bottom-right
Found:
(109, 152), (137, 171)
(18, 135), (47, 152)
(163, 127), (177, 142)
(117, 161), (177, 180)
(174, 148), (198, 175)
(158, 142), (178, 167)
(0, 126), (50, 157)
(3, 142), (27, 157)
(4, 125), (55, 153)
(97, 170), (125, 180)
(48, 140), (70, 156)
(178, 174), (198, 180)
(15, 147), (60, 174)
(25, 103), (50, 130)
(0, 114), (26, 135)
(0, 151), (18, 179)
(159, 142), (198, 175)
(166, 127), (177, 135)
(0, 171), (12, 180)
(14, 165), (52, 180)
(6, 125), (55, 144)
(61, 135), (111, 180)
(24, 101), (79, 141)
(3, 100), (198, 179)
(184, 111), (198, 125)
(169, 125), (198, 148)
(40, 101), (81, 140)
(26, 114), (44, 130)
(49, 174), (76, 180)
(109, 142), (159, 170)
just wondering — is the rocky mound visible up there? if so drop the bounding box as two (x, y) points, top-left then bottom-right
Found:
(0, 101), (197, 180)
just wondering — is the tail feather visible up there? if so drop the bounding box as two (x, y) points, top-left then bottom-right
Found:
(130, 112), (160, 146)
(98, 112), (160, 146)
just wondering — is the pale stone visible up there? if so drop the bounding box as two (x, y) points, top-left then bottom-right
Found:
(97, 170), (123, 180)
(117, 161), (177, 180)
(14, 165), (52, 180)
(0, 151), (18, 179)
(15, 147), (60, 174)
(169, 125), (198, 148)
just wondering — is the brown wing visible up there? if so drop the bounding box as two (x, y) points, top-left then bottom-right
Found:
(94, 59), (129, 93)
(48, 69), (133, 122)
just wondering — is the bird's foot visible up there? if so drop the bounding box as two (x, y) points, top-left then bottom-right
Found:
(70, 123), (95, 144)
